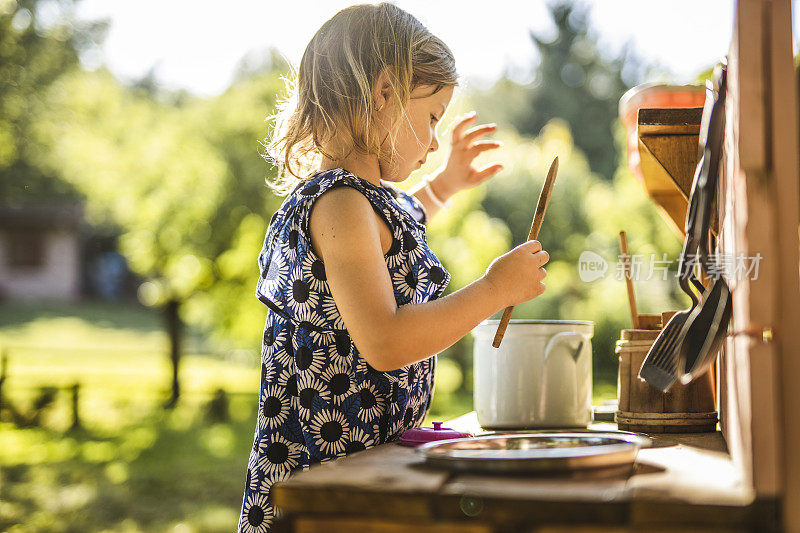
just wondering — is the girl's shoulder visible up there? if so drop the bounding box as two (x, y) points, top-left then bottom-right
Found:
(293, 168), (379, 197)
(290, 168), (427, 225)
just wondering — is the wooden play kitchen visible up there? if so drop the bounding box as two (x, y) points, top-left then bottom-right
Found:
(270, 2), (799, 531)
(615, 231), (718, 434)
(615, 314), (718, 434)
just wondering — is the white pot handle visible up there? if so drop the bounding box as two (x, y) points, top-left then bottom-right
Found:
(543, 332), (587, 362)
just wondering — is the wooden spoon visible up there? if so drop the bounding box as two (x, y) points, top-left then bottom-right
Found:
(618, 230), (640, 329)
(492, 156), (559, 348)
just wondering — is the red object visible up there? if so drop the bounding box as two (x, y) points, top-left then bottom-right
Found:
(618, 84), (706, 184)
(398, 421), (473, 447)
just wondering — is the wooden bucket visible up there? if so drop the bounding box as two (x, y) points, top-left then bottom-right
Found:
(615, 328), (718, 433)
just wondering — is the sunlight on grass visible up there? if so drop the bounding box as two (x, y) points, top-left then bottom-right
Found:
(0, 300), (621, 532)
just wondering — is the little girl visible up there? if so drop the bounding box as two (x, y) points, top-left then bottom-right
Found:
(237, 4), (549, 531)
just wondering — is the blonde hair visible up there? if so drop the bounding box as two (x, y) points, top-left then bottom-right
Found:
(264, 2), (458, 195)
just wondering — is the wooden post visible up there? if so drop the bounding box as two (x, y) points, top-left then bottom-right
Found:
(721, 3), (800, 531)
(0, 349), (6, 422)
(164, 299), (182, 409)
(70, 383), (80, 430)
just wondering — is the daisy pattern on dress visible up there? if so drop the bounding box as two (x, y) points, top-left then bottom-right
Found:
(257, 467), (292, 517)
(239, 491), (272, 533)
(398, 362), (419, 389)
(391, 262), (417, 301)
(327, 330), (352, 366)
(261, 246), (291, 288)
(411, 267), (430, 303)
(241, 168), (450, 532)
(285, 263), (321, 313)
(347, 425), (376, 454)
(264, 314), (288, 344)
(259, 357), (277, 385)
(319, 293), (346, 330)
(384, 233), (406, 270)
(276, 367), (299, 400)
(299, 253), (328, 294)
(257, 433), (303, 477)
(390, 382), (408, 419)
(258, 384), (289, 431)
(292, 338), (325, 376)
(420, 255), (450, 292)
(247, 450), (260, 491)
(296, 375), (331, 421)
(309, 408), (350, 456)
(354, 353), (374, 376)
(355, 382), (385, 423)
(321, 362), (356, 406)
(400, 228), (428, 263)
(280, 220), (304, 263)
(293, 306), (331, 345)
(266, 321), (292, 369)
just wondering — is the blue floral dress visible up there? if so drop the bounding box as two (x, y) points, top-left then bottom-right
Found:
(237, 168), (451, 532)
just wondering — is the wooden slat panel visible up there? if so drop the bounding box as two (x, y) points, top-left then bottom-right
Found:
(721, 0), (796, 504)
(766, 0), (800, 530)
(433, 492), (629, 526)
(735, 0), (767, 172)
(723, 0), (756, 495)
(639, 134), (699, 199)
(638, 108), (703, 136)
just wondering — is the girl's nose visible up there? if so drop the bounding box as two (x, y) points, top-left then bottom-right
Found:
(429, 135), (439, 153)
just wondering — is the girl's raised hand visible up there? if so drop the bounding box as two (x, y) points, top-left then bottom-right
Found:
(432, 111), (503, 198)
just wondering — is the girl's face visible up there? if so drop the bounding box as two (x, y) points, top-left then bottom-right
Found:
(379, 84), (454, 181)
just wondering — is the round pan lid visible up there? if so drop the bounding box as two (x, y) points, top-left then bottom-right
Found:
(398, 421), (473, 447)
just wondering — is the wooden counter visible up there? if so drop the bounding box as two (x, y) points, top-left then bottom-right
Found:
(270, 412), (779, 532)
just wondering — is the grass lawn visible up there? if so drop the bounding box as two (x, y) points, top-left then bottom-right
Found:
(0, 300), (263, 532)
(0, 299), (617, 532)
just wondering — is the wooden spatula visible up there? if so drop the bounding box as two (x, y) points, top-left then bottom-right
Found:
(492, 156), (559, 348)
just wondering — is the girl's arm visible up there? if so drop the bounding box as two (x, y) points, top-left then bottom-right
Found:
(408, 178), (452, 221)
(309, 186), (547, 372)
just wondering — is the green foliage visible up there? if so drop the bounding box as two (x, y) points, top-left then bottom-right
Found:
(472, 2), (643, 181)
(0, 0), (107, 202)
(34, 66), (291, 349)
(413, 107), (684, 395)
(13, 0), (690, 429)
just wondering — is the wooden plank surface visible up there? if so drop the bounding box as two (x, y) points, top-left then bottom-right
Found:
(289, 517), (491, 533)
(271, 442), (451, 518)
(272, 412), (767, 529)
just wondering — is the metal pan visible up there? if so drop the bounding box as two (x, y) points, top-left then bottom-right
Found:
(416, 432), (651, 474)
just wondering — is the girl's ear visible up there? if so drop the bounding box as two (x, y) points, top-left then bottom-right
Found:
(372, 67), (394, 111)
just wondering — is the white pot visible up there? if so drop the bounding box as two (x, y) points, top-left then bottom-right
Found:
(472, 319), (594, 429)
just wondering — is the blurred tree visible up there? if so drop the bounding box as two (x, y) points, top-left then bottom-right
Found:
(488, 1), (644, 181)
(36, 57), (289, 406)
(0, 0), (107, 202)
